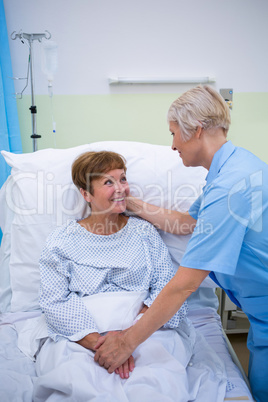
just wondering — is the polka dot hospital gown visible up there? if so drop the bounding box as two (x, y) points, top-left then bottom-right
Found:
(39, 216), (188, 341)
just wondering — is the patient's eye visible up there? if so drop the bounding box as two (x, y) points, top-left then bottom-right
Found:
(121, 176), (127, 183)
(104, 179), (113, 185)
(171, 132), (175, 136)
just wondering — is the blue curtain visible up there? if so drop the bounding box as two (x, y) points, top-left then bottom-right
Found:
(0, 0), (22, 242)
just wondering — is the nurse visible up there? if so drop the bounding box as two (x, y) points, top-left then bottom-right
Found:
(94, 85), (268, 402)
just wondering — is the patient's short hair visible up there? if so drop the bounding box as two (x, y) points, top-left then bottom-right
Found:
(72, 151), (127, 194)
(167, 85), (231, 142)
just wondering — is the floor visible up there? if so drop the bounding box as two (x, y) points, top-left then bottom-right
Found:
(227, 333), (249, 375)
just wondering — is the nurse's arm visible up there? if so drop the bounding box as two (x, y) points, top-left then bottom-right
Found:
(94, 266), (210, 372)
(126, 196), (196, 235)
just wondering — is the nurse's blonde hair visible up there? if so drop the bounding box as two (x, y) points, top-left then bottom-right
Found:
(167, 85), (231, 142)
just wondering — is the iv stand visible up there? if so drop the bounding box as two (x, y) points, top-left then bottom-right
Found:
(11, 31), (51, 152)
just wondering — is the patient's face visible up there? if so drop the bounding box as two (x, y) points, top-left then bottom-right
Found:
(89, 169), (129, 215)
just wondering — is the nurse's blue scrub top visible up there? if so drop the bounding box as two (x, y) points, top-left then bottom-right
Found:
(181, 140), (268, 342)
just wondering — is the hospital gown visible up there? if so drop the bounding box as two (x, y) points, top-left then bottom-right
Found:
(39, 216), (188, 341)
(34, 216), (228, 402)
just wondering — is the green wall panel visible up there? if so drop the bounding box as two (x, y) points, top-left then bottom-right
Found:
(17, 92), (268, 163)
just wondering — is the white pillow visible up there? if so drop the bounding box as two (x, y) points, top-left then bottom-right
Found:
(0, 141), (212, 313)
(0, 178), (13, 312)
(1, 144), (92, 312)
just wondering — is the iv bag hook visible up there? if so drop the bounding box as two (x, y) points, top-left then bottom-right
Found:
(10, 30), (51, 42)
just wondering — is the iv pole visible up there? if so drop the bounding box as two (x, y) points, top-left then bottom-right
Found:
(11, 31), (51, 152)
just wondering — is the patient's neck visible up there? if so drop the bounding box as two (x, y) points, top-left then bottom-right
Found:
(79, 213), (128, 235)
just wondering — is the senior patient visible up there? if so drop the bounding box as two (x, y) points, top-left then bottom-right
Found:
(33, 151), (198, 401)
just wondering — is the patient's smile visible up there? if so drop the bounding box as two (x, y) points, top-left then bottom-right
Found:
(111, 197), (125, 202)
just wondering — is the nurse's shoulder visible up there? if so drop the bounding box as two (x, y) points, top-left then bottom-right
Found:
(217, 145), (268, 193)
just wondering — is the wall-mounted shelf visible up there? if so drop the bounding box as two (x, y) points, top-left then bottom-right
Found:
(108, 76), (216, 85)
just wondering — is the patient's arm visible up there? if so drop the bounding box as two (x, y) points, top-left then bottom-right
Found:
(126, 196), (196, 235)
(76, 332), (101, 351)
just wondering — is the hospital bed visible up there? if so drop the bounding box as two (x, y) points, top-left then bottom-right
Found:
(0, 141), (253, 401)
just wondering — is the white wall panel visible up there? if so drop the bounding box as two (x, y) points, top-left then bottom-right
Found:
(4, 0), (268, 95)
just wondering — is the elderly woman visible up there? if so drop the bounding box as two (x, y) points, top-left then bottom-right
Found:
(33, 150), (219, 401)
(94, 86), (268, 402)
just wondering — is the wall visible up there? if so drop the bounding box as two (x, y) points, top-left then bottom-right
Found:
(3, 0), (268, 161)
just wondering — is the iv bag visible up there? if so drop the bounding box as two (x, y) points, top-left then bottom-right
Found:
(41, 40), (58, 82)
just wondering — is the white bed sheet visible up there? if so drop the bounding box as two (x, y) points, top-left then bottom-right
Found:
(0, 309), (253, 402)
(188, 308), (253, 401)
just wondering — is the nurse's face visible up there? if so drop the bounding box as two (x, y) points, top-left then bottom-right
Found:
(169, 121), (202, 167)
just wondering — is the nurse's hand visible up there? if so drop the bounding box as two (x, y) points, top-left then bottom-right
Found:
(94, 329), (135, 375)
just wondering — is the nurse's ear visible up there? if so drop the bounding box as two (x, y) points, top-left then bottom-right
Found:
(80, 188), (92, 203)
(195, 125), (203, 139)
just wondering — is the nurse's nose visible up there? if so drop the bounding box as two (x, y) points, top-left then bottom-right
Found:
(172, 138), (177, 151)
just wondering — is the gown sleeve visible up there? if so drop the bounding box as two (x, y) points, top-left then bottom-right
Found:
(39, 239), (99, 342)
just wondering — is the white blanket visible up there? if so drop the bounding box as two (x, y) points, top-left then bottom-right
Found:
(1, 308), (255, 401)
(83, 290), (149, 333)
(33, 323), (228, 402)
(16, 291), (149, 360)
(21, 292), (227, 401)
